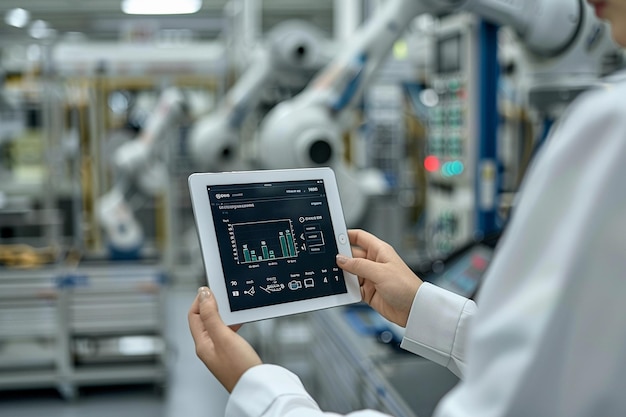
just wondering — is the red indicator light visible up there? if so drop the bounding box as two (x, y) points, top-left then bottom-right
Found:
(424, 156), (440, 172)
(471, 256), (487, 271)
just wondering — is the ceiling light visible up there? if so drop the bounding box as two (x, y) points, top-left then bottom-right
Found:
(5, 8), (30, 28)
(121, 0), (202, 15)
(28, 20), (56, 39)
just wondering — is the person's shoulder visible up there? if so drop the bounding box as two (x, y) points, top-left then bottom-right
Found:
(592, 71), (626, 100)
(555, 71), (626, 133)
(573, 70), (626, 113)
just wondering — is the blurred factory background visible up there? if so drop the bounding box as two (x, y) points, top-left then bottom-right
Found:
(0, 0), (622, 416)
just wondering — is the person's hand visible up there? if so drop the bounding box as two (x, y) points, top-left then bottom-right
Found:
(336, 229), (422, 327)
(188, 287), (262, 392)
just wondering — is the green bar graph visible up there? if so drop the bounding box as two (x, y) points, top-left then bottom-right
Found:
(286, 230), (296, 257)
(279, 233), (288, 257)
(262, 241), (269, 260)
(234, 219), (298, 264)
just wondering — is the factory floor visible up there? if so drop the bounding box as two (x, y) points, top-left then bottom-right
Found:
(0, 286), (231, 417)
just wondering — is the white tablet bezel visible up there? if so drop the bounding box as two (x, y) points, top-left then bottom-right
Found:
(188, 167), (361, 325)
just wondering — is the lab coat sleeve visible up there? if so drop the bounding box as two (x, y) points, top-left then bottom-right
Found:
(226, 364), (392, 417)
(400, 282), (476, 378)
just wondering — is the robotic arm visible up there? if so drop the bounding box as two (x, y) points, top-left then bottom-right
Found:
(187, 49), (270, 171)
(97, 13), (377, 254)
(97, 87), (188, 256)
(256, 0), (613, 226)
(464, 0), (581, 57)
(113, 87), (188, 194)
(188, 20), (335, 171)
(98, 20), (336, 256)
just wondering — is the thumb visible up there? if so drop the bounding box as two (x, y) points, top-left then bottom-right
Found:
(336, 254), (388, 284)
(197, 287), (228, 333)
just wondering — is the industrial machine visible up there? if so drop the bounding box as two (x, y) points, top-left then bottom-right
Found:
(422, 13), (493, 255)
(254, 0), (617, 254)
(98, 20), (337, 256)
(0, 68), (26, 191)
(423, 5), (617, 255)
(189, 19), (336, 171)
(96, 0), (618, 262)
(96, 87), (189, 257)
(0, 72), (24, 151)
(0, 42), (219, 398)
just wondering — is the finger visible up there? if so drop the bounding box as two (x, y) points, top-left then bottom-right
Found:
(189, 295), (210, 347)
(336, 254), (389, 284)
(349, 229), (396, 262)
(197, 287), (230, 337)
(189, 290), (201, 314)
(360, 281), (377, 305)
(361, 287), (372, 305)
(348, 229), (381, 249)
(229, 324), (243, 332)
(351, 247), (367, 259)
(189, 310), (210, 346)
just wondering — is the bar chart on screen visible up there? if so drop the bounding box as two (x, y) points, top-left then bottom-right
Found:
(229, 219), (299, 264)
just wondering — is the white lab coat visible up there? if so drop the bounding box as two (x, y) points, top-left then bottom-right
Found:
(226, 73), (626, 417)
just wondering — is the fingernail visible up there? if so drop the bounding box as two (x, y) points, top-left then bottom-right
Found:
(336, 254), (349, 265)
(198, 287), (211, 300)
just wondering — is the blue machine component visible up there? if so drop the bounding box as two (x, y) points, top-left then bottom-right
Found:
(343, 304), (404, 347)
(476, 20), (501, 237)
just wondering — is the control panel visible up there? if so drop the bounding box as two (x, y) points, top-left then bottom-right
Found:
(425, 14), (479, 187)
(423, 13), (498, 255)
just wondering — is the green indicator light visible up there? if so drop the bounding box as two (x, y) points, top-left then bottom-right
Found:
(441, 162), (452, 177)
(451, 160), (464, 175)
(441, 160), (465, 177)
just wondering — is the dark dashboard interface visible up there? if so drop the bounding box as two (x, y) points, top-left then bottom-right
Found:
(207, 179), (347, 312)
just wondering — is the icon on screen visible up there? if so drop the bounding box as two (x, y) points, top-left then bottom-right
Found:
(288, 280), (302, 290)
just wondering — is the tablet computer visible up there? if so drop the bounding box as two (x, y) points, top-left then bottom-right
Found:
(188, 167), (361, 325)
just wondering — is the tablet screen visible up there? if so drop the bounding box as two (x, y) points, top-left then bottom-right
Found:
(206, 179), (347, 312)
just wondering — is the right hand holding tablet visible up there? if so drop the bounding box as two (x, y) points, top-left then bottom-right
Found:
(336, 229), (422, 327)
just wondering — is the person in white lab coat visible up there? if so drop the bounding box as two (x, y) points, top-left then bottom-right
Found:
(188, 1), (626, 415)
